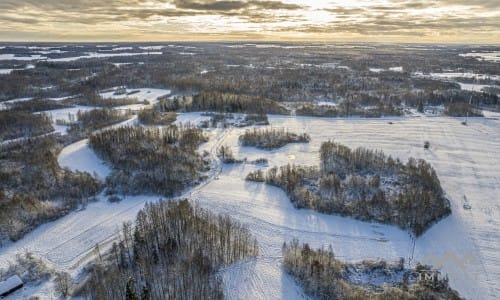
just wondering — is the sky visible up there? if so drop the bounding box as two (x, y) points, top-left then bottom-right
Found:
(0, 0), (499, 43)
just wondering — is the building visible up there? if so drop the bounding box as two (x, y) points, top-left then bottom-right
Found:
(0, 275), (23, 298)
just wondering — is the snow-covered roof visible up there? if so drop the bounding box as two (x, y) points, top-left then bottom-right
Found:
(0, 275), (23, 296)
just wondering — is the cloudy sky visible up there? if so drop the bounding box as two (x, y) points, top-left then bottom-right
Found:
(0, 0), (498, 43)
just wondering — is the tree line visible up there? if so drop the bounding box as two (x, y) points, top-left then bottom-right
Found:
(247, 141), (451, 235)
(89, 124), (208, 196)
(239, 128), (310, 150)
(283, 239), (461, 299)
(79, 199), (258, 299)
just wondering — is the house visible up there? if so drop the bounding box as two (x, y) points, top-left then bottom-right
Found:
(0, 275), (23, 298)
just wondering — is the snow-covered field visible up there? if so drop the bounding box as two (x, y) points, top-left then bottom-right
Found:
(1, 113), (499, 299)
(57, 139), (110, 179)
(459, 52), (500, 63)
(99, 87), (171, 110)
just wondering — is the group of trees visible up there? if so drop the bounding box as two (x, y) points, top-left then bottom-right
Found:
(187, 92), (289, 115)
(138, 109), (177, 126)
(444, 102), (483, 117)
(89, 124), (208, 196)
(80, 199), (258, 299)
(65, 108), (131, 142)
(217, 145), (240, 164)
(297, 102), (402, 118)
(0, 135), (101, 242)
(74, 92), (147, 107)
(239, 128), (310, 150)
(247, 141), (451, 235)
(5, 98), (72, 112)
(0, 110), (53, 141)
(283, 239), (461, 299)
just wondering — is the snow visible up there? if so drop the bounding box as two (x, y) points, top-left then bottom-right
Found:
(200, 115), (500, 299)
(57, 139), (111, 179)
(0, 69), (14, 74)
(428, 72), (500, 81)
(389, 66), (403, 72)
(47, 52), (162, 62)
(99, 87), (171, 109)
(35, 49), (67, 55)
(413, 72), (499, 94)
(0, 275), (23, 295)
(37, 105), (95, 123)
(460, 52), (500, 63)
(175, 112), (211, 126)
(0, 54), (47, 61)
(1, 114), (499, 299)
(0, 97), (33, 110)
(369, 67), (403, 73)
(458, 83), (495, 92)
(111, 47), (133, 51)
(111, 62), (133, 67)
(139, 46), (165, 50)
(316, 101), (337, 107)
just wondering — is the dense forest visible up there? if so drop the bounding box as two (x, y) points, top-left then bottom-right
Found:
(89, 124), (208, 196)
(239, 128), (310, 150)
(247, 141), (450, 235)
(157, 92), (290, 115)
(0, 135), (101, 242)
(283, 239), (461, 299)
(187, 92), (289, 115)
(0, 110), (53, 140)
(6, 98), (72, 112)
(297, 102), (402, 118)
(444, 102), (483, 117)
(79, 199), (258, 299)
(74, 91), (147, 107)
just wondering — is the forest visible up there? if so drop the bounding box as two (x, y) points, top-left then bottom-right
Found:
(0, 110), (53, 141)
(5, 98), (72, 112)
(79, 199), (258, 299)
(0, 44), (498, 118)
(283, 239), (461, 299)
(239, 128), (310, 150)
(163, 92), (290, 115)
(73, 91), (147, 107)
(297, 102), (402, 118)
(247, 141), (451, 235)
(0, 135), (101, 242)
(89, 124), (209, 196)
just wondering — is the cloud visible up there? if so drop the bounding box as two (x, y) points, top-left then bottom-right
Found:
(0, 0), (497, 43)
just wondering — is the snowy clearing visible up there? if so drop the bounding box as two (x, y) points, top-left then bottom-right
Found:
(57, 139), (111, 179)
(99, 87), (171, 107)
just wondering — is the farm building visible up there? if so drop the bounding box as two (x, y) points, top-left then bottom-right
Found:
(0, 275), (23, 298)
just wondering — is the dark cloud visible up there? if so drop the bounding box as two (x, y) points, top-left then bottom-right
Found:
(172, 0), (303, 12)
